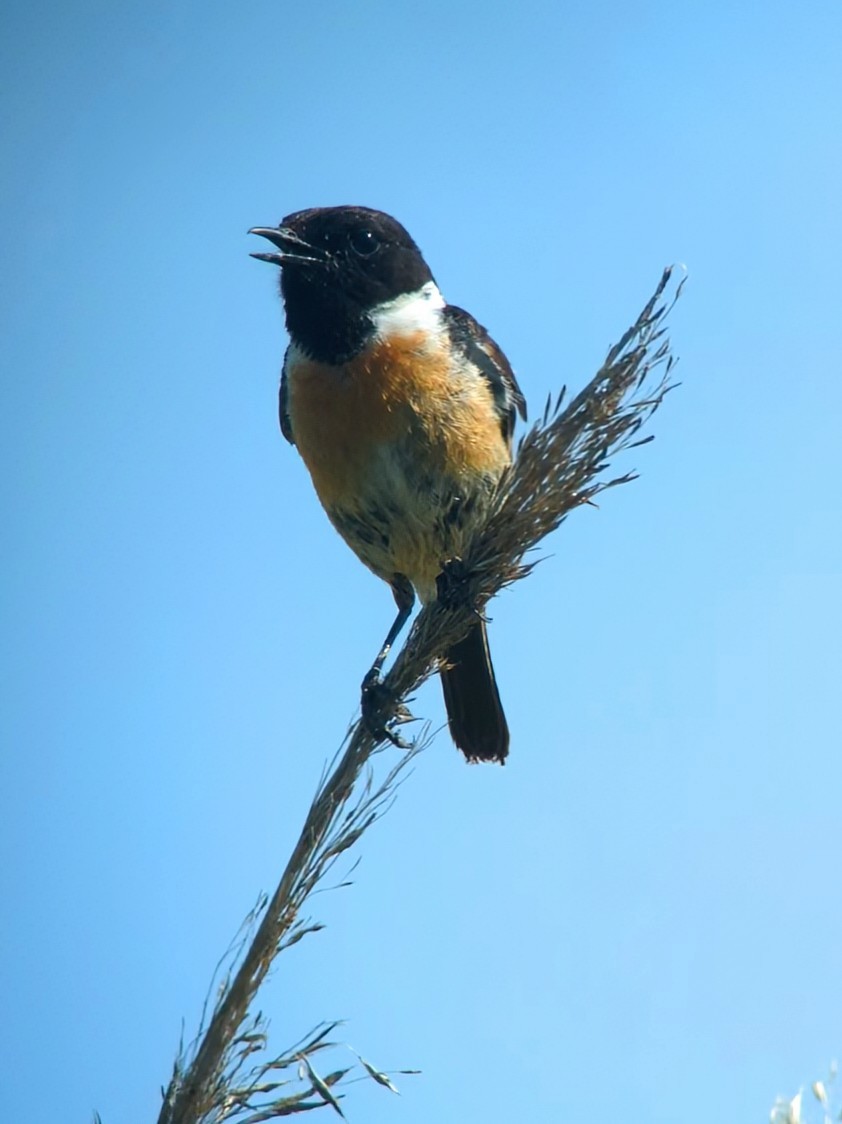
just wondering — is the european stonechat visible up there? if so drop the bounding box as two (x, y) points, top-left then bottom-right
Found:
(250, 206), (525, 763)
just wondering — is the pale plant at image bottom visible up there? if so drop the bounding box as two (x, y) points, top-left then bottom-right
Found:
(770, 1061), (839, 1124)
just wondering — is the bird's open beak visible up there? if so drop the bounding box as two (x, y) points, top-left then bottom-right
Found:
(248, 226), (324, 266)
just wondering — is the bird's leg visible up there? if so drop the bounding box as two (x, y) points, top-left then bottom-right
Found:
(361, 575), (415, 747)
(363, 575), (415, 686)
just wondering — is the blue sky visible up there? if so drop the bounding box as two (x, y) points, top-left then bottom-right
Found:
(2, 0), (841, 1120)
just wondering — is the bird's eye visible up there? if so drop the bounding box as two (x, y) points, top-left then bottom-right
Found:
(348, 228), (379, 257)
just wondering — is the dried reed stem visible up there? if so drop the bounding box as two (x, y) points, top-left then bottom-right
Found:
(154, 267), (683, 1123)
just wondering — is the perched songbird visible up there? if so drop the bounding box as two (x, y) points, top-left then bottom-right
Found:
(250, 206), (526, 763)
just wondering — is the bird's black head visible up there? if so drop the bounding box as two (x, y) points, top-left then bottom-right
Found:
(249, 206), (435, 363)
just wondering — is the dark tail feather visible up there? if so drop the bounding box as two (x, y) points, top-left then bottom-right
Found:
(440, 619), (509, 764)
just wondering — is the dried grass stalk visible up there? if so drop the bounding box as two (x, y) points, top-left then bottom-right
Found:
(153, 268), (683, 1124)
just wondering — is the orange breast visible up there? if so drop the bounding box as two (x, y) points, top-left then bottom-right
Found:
(286, 331), (509, 511)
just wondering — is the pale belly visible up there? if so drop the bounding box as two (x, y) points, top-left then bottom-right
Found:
(325, 436), (503, 602)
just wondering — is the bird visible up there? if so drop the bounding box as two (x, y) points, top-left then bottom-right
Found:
(250, 206), (526, 763)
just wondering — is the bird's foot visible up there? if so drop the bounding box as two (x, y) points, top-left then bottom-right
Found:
(436, 557), (483, 616)
(360, 668), (414, 749)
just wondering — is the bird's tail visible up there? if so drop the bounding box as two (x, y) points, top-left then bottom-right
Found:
(440, 619), (509, 763)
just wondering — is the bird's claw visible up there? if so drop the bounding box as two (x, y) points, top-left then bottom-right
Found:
(361, 670), (414, 749)
(436, 557), (483, 616)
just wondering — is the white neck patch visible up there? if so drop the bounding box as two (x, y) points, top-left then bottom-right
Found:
(370, 280), (445, 339)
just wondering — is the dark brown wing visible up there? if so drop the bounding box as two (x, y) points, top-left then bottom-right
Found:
(443, 305), (526, 446)
(279, 351), (295, 445)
